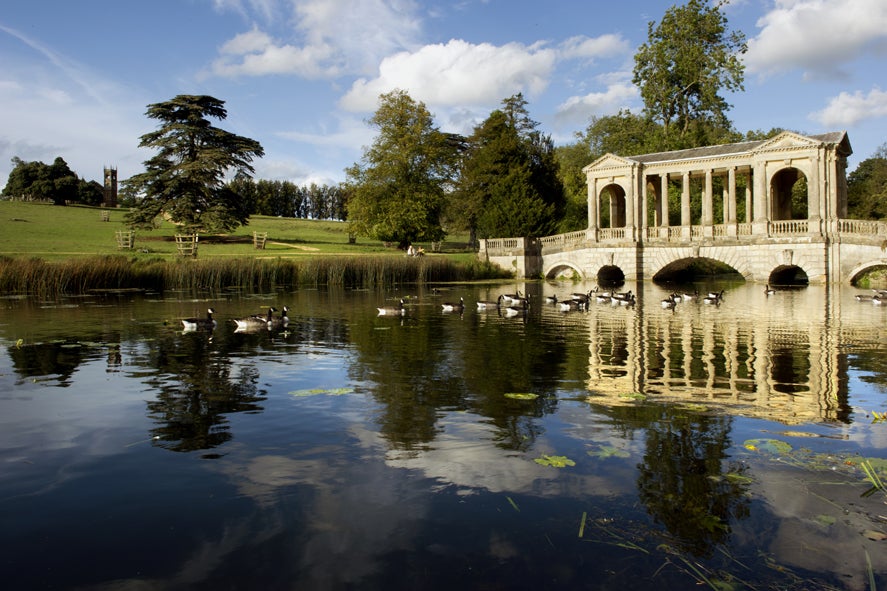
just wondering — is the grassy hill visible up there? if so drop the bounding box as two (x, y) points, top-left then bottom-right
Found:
(0, 201), (474, 261)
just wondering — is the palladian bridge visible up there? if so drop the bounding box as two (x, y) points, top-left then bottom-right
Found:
(479, 131), (887, 285)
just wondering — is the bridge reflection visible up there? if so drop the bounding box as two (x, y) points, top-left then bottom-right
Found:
(575, 284), (867, 424)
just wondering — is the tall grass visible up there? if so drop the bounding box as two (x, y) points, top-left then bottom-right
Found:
(0, 255), (510, 297)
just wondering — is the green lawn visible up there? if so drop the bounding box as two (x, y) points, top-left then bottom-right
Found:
(0, 201), (474, 261)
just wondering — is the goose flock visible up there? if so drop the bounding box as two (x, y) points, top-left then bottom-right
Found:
(376, 287), (647, 319)
(856, 289), (887, 305)
(181, 306), (290, 332)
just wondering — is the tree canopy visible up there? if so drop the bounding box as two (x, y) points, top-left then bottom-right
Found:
(848, 143), (887, 220)
(345, 89), (459, 247)
(126, 95), (264, 232)
(451, 94), (565, 241)
(633, 0), (746, 150)
(1, 156), (102, 205)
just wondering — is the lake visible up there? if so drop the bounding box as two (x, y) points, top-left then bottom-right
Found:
(1, 281), (885, 590)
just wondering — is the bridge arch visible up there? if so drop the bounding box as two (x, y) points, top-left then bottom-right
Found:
(544, 262), (584, 281)
(651, 255), (744, 283)
(768, 265), (809, 285)
(769, 166), (809, 220)
(598, 182), (627, 228)
(846, 261), (887, 286)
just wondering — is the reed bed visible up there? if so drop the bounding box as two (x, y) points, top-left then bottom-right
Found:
(0, 255), (510, 297)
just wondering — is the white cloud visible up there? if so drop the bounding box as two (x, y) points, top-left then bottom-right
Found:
(745, 0), (887, 78)
(554, 82), (639, 125)
(559, 34), (630, 61)
(209, 0), (422, 79)
(810, 87), (887, 126)
(339, 39), (557, 112)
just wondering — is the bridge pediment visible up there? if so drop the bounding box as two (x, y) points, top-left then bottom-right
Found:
(755, 131), (822, 154)
(582, 153), (637, 174)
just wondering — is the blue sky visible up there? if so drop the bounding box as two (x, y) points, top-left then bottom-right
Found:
(1, 0), (885, 191)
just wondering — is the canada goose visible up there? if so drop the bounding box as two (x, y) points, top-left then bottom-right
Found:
(874, 295), (885, 305)
(234, 307), (276, 330)
(680, 290), (698, 302)
(856, 294), (875, 302)
(269, 306), (289, 328)
(610, 290), (633, 305)
(509, 294), (530, 309)
(706, 290), (724, 300)
(765, 284), (776, 296)
(441, 297), (465, 312)
(501, 291), (522, 304)
(183, 308), (217, 330)
(544, 294), (558, 304)
(558, 298), (585, 312)
(703, 292), (722, 305)
(377, 299), (406, 316)
(661, 294), (679, 309)
(502, 305), (527, 317)
(477, 295), (503, 310)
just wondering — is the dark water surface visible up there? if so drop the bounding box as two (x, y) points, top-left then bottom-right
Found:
(1, 282), (886, 590)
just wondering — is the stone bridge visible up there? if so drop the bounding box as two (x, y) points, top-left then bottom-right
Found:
(479, 131), (887, 285)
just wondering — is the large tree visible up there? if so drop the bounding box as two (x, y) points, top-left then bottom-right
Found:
(345, 89), (458, 247)
(2, 156), (102, 205)
(452, 94), (564, 242)
(126, 95), (264, 232)
(848, 143), (887, 220)
(633, 0), (746, 150)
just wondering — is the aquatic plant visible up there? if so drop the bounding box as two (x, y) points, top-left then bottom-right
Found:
(0, 254), (511, 297)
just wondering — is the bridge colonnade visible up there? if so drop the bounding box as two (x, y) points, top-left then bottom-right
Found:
(479, 131), (887, 284)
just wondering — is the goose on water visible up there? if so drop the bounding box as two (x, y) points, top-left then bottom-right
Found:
(269, 306), (289, 329)
(441, 297), (465, 312)
(477, 295), (503, 310)
(661, 294), (679, 309)
(500, 291), (522, 304)
(703, 291), (723, 305)
(765, 284), (776, 296)
(558, 298), (585, 312)
(234, 307), (276, 330)
(183, 308), (217, 330)
(377, 299), (406, 316)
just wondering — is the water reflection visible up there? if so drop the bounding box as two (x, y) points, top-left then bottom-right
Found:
(0, 285), (885, 589)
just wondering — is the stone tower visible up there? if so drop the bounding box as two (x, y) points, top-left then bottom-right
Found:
(103, 167), (118, 208)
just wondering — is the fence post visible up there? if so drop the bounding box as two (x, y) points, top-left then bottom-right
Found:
(253, 231), (268, 249)
(175, 234), (198, 257)
(115, 230), (134, 250)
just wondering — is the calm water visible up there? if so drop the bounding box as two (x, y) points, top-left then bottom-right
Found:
(1, 282), (886, 590)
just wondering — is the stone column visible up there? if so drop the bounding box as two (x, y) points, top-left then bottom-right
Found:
(807, 153), (822, 237)
(752, 161), (768, 236)
(681, 171), (691, 239)
(660, 173), (669, 229)
(640, 174), (648, 238)
(702, 169), (713, 237)
(745, 175), (752, 223)
(726, 167), (738, 237)
(587, 178), (598, 232)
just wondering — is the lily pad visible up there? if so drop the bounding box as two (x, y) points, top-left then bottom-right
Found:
(587, 445), (630, 459)
(534, 454), (576, 468)
(742, 438), (792, 455)
(289, 387), (355, 397)
(504, 392), (539, 400)
(814, 514), (836, 527)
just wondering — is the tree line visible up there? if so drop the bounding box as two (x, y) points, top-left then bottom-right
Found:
(2, 0), (885, 243)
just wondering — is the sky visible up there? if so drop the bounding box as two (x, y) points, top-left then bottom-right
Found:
(1, 0), (885, 191)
